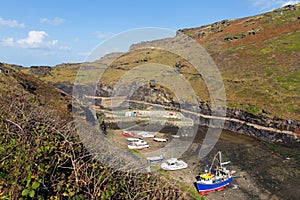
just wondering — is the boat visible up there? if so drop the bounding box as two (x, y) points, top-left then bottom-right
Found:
(127, 139), (150, 150)
(126, 137), (140, 142)
(137, 131), (155, 138)
(163, 112), (179, 119)
(153, 137), (168, 142)
(160, 158), (188, 170)
(122, 131), (135, 137)
(146, 155), (164, 163)
(196, 151), (236, 195)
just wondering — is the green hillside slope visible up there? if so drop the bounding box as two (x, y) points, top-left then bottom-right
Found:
(25, 4), (300, 121)
(0, 67), (193, 199)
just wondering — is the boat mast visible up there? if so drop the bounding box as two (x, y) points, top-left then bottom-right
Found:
(209, 151), (221, 173)
(219, 151), (222, 168)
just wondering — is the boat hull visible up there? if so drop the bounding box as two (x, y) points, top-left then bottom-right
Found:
(153, 138), (167, 142)
(160, 160), (188, 171)
(127, 145), (149, 150)
(197, 177), (233, 195)
(147, 156), (164, 163)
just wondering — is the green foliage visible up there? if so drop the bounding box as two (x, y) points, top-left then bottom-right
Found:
(0, 91), (192, 199)
(227, 103), (261, 115)
(226, 46), (238, 54)
(277, 71), (300, 92)
(245, 104), (261, 115)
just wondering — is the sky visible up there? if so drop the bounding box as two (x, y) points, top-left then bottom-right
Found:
(0, 0), (299, 67)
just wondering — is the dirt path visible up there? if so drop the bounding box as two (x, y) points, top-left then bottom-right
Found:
(127, 99), (296, 137)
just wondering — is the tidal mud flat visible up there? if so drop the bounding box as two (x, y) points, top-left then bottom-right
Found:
(106, 121), (300, 199)
(177, 127), (300, 200)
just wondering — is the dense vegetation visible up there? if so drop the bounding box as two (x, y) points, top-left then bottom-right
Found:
(0, 72), (192, 199)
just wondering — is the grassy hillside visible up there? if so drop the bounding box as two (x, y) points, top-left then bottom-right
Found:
(181, 4), (300, 119)
(0, 69), (193, 199)
(25, 4), (300, 121)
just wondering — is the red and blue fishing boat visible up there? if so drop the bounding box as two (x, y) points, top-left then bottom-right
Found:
(196, 151), (236, 195)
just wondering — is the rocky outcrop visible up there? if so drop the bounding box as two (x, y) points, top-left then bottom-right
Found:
(129, 38), (173, 51)
(125, 86), (300, 145)
(53, 81), (74, 94)
(0, 62), (20, 74)
(29, 66), (51, 77)
(177, 19), (231, 39)
(53, 81), (300, 146)
(274, 4), (298, 16)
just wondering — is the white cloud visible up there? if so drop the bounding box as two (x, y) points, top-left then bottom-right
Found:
(0, 30), (70, 51)
(17, 31), (56, 47)
(251, 0), (300, 10)
(94, 31), (114, 39)
(0, 18), (25, 28)
(40, 17), (65, 26)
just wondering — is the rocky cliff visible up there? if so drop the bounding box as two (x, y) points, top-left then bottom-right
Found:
(128, 85), (300, 146)
(82, 82), (300, 146)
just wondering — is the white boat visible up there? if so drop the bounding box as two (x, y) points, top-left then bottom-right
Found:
(126, 137), (140, 142)
(161, 158), (188, 170)
(146, 155), (164, 163)
(153, 137), (168, 142)
(127, 139), (150, 150)
(137, 131), (155, 138)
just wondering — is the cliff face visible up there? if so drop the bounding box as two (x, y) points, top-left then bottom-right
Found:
(30, 60), (299, 145)
(122, 85), (300, 145)
(68, 79), (299, 145)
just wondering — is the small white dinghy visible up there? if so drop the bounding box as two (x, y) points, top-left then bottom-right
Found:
(161, 158), (188, 171)
(126, 138), (140, 142)
(137, 131), (155, 138)
(153, 137), (168, 142)
(146, 155), (164, 163)
(127, 139), (150, 150)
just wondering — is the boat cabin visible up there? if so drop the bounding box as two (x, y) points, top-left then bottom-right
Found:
(166, 158), (179, 166)
(198, 173), (214, 183)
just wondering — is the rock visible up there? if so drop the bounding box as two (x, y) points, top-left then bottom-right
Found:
(174, 62), (185, 69)
(197, 32), (206, 38)
(262, 109), (271, 115)
(231, 184), (239, 189)
(224, 37), (233, 41)
(29, 66), (51, 77)
(282, 4), (297, 11)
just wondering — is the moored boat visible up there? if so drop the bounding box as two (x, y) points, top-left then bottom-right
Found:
(153, 137), (168, 142)
(122, 131), (135, 137)
(127, 138), (149, 150)
(137, 131), (155, 138)
(161, 158), (188, 170)
(146, 155), (164, 163)
(196, 151), (236, 195)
